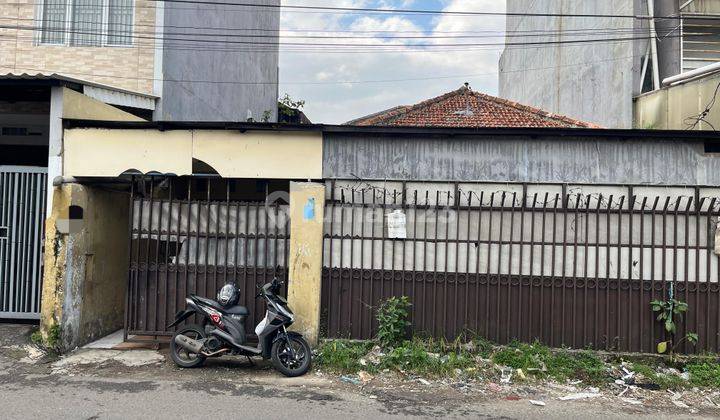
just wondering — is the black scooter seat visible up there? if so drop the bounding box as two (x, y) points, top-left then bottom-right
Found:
(192, 295), (248, 316)
(224, 305), (249, 316)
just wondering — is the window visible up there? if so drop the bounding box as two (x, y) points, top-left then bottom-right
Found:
(39, 0), (134, 46)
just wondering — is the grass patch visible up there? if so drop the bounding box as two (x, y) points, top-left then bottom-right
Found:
(316, 340), (374, 373)
(630, 363), (689, 390)
(491, 341), (606, 384)
(379, 338), (476, 376)
(687, 362), (720, 388)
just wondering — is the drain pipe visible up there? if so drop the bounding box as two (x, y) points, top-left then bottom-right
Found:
(662, 62), (720, 87)
(647, 0), (660, 90)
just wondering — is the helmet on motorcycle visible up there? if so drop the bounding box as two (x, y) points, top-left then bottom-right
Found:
(217, 283), (239, 307)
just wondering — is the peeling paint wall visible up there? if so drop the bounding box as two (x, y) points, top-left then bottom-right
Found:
(41, 184), (130, 351)
(323, 133), (720, 185)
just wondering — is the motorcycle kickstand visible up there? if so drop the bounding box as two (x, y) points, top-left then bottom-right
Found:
(246, 355), (255, 366)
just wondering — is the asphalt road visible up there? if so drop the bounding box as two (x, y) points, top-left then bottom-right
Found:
(0, 325), (714, 419)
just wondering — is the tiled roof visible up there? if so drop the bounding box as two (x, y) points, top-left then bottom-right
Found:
(347, 85), (601, 128)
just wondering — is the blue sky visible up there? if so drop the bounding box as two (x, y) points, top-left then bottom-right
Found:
(279, 1), (506, 123)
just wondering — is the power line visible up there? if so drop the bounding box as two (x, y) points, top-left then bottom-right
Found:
(0, 48), (682, 86)
(0, 23), (709, 50)
(32, 0), (720, 21)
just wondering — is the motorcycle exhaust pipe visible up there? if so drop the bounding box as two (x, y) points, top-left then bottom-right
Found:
(174, 334), (204, 354)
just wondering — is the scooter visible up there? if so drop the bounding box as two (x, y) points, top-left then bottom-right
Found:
(167, 277), (311, 377)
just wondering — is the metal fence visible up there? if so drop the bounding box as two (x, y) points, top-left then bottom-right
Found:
(0, 166), (47, 320)
(125, 176), (289, 341)
(321, 180), (720, 353)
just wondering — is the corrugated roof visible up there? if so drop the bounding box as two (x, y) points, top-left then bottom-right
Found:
(0, 72), (158, 99)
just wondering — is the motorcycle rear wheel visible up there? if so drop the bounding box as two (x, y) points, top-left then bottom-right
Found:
(170, 324), (207, 368)
(271, 335), (312, 377)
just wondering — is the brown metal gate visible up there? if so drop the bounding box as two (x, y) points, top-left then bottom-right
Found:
(321, 180), (720, 354)
(125, 176), (289, 342)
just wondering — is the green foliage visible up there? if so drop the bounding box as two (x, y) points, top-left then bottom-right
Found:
(376, 296), (411, 348)
(278, 93), (305, 117)
(316, 340), (374, 373)
(30, 329), (43, 346)
(651, 299), (698, 355)
(651, 299), (688, 334)
(46, 324), (61, 349)
(378, 338), (475, 376)
(687, 362), (720, 388)
(492, 341), (606, 384)
(630, 363), (689, 390)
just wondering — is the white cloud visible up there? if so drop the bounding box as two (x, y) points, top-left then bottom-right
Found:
(279, 1), (506, 123)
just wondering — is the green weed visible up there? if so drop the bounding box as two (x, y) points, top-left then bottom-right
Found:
(316, 340), (374, 373)
(687, 362), (720, 388)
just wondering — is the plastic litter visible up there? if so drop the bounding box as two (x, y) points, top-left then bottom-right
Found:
(530, 400), (546, 407)
(558, 392), (600, 401)
(340, 375), (362, 385)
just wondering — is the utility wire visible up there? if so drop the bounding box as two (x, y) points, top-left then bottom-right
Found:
(0, 48), (684, 86)
(0, 23), (709, 50)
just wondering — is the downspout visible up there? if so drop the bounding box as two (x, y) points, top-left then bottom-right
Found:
(647, 0), (660, 90)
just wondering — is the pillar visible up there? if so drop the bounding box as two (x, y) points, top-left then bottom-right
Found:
(286, 181), (325, 346)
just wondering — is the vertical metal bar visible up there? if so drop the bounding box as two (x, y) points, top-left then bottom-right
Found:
(695, 195), (703, 352)
(356, 189), (363, 336)
(464, 191), (472, 334)
(528, 193), (538, 342)
(144, 179), (156, 332)
(616, 196), (625, 351)
(496, 192), (506, 343)
(212, 184), (221, 291)
(154, 178), (164, 333)
(604, 195), (613, 351)
(326, 185), (335, 336)
(638, 196), (647, 352)
(583, 195), (591, 348)
(242, 200), (249, 289)
(411, 190), (418, 328)
(550, 193), (559, 347)
(8, 173), (19, 312)
(517, 188), (526, 341)
(380, 189), (387, 313)
(453, 188), (461, 336)
(627, 191), (635, 351)
(593, 194), (601, 349)
(0, 172), (6, 312)
(224, 181), (230, 285)
(16, 173), (28, 313)
(572, 192), (580, 348)
(442, 190), (451, 338)
(650, 197), (659, 352)
(349, 188), (357, 337)
(132, 177), (145, 333)
(423, 190), (430, 333)
(233, 193), (241, 285)
(262, 182), (269, 287)
(539, 192), (548, 342)
(338, 189), (346, 335)
(390, 189), (397, 298)
(705, 198), (715, 351)
(163, 179), (173, 331)
(682, 197), (692, 353)
(172, 179), (183, 323)
(560, 190), (568, 347)
(433, 190), (440, 337)
(475, 191), (484, 335)
(124, 177), (136, 340)
(506, 192), (516, 342)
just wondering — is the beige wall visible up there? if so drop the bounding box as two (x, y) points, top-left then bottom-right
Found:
(0, 0), (155, 95)
(634, 72), (720, 130)
(63, 128), (323, 179)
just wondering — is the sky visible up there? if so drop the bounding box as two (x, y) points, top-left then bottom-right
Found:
(278, 1), (506, 124)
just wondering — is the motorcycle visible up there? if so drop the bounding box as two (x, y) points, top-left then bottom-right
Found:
(167, 277), (311, 377)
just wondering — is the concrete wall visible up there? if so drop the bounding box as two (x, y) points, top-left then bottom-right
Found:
(323, 133), (720, 185)
(63, 128), (322, 178)
(499, 0), (684, 129)
(0, 1), (156, 94)
(634, 71), (720, 130)
(41, 184), (130, 350)
(156, 0), (280, 121)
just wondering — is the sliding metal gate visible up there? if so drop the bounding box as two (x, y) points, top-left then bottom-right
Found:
(0, 166), (47, 320)
(125, 176), (290, 342)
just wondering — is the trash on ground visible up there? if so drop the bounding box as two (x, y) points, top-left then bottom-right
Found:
(558, 392), (601, 401)
(530, 400), (546, 407)
(340, 375), (362, 385)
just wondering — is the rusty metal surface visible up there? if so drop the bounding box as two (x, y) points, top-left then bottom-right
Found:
(321, 180), (720, 353)
(125, 176), (289, 340)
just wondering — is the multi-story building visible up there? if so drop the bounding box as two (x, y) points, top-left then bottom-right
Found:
(499, 0), (720, 128)
(0, 0), (279, 321)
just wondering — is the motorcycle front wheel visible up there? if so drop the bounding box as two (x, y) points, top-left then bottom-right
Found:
(271, 335), (312, 377)
(170, 324), (207, 368)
